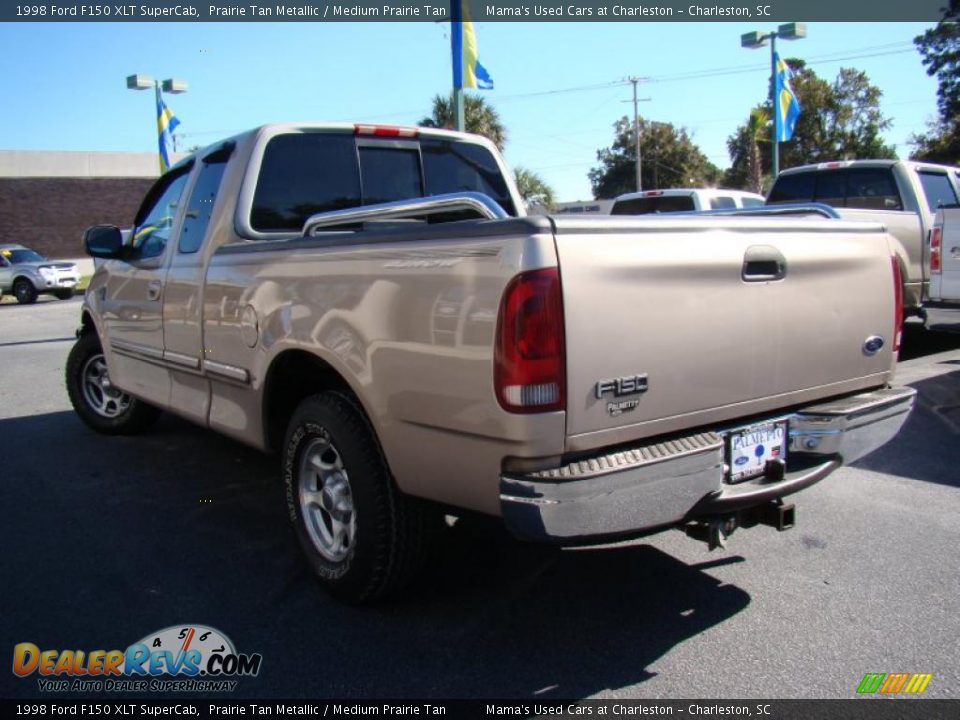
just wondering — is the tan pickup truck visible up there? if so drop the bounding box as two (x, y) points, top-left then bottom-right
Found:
(767, 159), (960, 316)
(67, 123), (916, 603)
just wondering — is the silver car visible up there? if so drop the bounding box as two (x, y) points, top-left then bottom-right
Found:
(0, 244), (81, 304)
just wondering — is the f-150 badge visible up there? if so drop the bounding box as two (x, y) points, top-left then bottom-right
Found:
(596, 374), (648, 416)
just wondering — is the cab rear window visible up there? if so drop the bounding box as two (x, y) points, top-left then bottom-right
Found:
(768, 168), (903, 210)
(251, 132), (515, 232)
(611, 196), (695, 214)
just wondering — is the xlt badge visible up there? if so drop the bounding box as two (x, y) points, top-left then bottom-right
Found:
(595, 374), (649, 399)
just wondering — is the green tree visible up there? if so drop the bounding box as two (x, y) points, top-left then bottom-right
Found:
(724, 61), (895, 182)
(911, 1), (960, 163)
(588, 117), (719, 199)
(419, 93), (507, 151)
(513, 166), (556, 211)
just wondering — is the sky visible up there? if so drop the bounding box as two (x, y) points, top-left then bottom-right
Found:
(0, 20), (940, 201)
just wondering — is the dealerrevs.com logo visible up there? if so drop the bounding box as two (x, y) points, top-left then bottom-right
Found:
(12, 625), (262, 693)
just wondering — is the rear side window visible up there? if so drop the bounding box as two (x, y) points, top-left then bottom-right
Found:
(252, 134), (361, 232)
(611, 196), (696, 214)
(742, 197), (764, 208)
(767, 172), (815, 203)
(844, 169), (902, 210)
(251, 132), (516, 232)
(420, 138), (516, 216)
(917, 171), (958, 213)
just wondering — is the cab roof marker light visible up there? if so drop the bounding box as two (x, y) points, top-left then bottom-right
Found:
(354, 124), (419, 138)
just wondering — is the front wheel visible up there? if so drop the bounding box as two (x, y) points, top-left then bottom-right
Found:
(65, 332), (161, 435)
(283, 392), (431, 603)
(13, 278), (37, 304)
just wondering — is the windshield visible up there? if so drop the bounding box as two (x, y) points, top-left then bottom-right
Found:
(1, 248), (45, 264)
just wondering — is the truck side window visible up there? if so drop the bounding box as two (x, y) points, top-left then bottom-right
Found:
(917, 171), (958, 213)
(710, 197), (736, 209)
(252, 133), (361, 232)
(179, 156), (229, 254)
(132, 165), (192, 259)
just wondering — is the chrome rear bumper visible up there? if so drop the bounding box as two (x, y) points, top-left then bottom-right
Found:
(500, 386), (916, 543)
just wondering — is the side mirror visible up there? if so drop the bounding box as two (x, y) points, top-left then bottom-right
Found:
(84, 225), (123, 259)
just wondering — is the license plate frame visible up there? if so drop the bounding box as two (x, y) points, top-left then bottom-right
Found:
(725, 420), (788, 483)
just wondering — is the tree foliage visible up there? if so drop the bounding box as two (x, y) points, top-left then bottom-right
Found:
(911, 1), (960, 163)
(588, 117), (719, 199)
(723, 61), (895, 190)
(513, 166), (556, 211)
(419, 93), (507, 151)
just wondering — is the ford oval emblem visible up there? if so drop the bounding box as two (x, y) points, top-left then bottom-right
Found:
(734, 456), (749, 466)
(863, 336), (885, 356)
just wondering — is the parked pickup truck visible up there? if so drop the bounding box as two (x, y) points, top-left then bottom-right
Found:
(767, 159), (960, 316)
(67, 123), (916, 603)
(925, 206), (960, 332)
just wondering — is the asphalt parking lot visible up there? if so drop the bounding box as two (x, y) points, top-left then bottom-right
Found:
(1, 297), (958, 700)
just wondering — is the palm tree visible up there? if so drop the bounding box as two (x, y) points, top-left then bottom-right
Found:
(420, 93), (507, 151)
(513, 166), (556, 212)
(745, 106), (770, 194)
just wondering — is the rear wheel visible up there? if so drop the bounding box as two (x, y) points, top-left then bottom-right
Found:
(65, 332), (161, 435)
(283, 392), (431, 603)
(54, 288), (75, 301)
(13, 278), (37, 304)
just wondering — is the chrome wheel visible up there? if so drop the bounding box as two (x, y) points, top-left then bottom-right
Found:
(81, 353), (131, 419)
(298, 435), (356, 562)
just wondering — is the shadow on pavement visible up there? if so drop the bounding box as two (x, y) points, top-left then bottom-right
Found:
(854, 367), (960, 488)
(1, 410), (751, 700)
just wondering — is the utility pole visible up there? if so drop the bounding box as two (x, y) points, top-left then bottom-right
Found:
(626, 77), (651, 192)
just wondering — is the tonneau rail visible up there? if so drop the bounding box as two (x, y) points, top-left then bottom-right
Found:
(686, 202), (842, 219)
(302, 192), (509, 235)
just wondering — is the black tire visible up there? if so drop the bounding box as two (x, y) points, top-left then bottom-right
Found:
(283, 391), (430, 603)
(54, 288), (75, 301)
(65, 332), (161, 435)
(13, 278), (37, 304)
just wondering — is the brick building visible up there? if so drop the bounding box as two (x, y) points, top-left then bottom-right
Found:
(0, 150), (185, 259)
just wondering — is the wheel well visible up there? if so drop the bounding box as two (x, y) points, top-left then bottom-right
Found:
(262, 350), (357, 453)
(79, 312), (96, 336)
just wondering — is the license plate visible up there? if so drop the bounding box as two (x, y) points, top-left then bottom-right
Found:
(726, 421), (788, 483)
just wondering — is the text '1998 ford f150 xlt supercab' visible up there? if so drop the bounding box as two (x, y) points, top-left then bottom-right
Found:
(67, 123), (916, 603)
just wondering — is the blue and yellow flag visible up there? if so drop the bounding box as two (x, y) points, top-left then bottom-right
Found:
(156, 91), (181, 173)
(452, 1), (493, 90)
(774, 52), (800, 142)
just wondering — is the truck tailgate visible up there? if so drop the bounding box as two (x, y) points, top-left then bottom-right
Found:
(554, 216), (897, 448)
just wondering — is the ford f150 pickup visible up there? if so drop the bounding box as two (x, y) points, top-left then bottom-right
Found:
(767, 159), (960, 316)
(67, 123), (916, 603)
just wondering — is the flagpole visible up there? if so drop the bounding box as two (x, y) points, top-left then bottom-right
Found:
(770, 34), (779, 179)
(451, 1), (465, 131)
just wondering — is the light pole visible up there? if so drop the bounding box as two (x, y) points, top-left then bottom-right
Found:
(126, 74), (188, 164)
(740, 22), (806, 179)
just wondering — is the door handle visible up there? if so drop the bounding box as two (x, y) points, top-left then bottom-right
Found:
(742, 245), (787, 282)
(147, 280), (163, 301)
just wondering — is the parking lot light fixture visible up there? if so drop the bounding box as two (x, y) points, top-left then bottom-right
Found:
(126, 73), (189, 160)
(740, 23), (807, 178)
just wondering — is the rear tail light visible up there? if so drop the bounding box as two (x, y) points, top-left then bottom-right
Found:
(494, 268), (565, 413)
(930, 226), (942, 273)
(892, 256), (903, 353)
